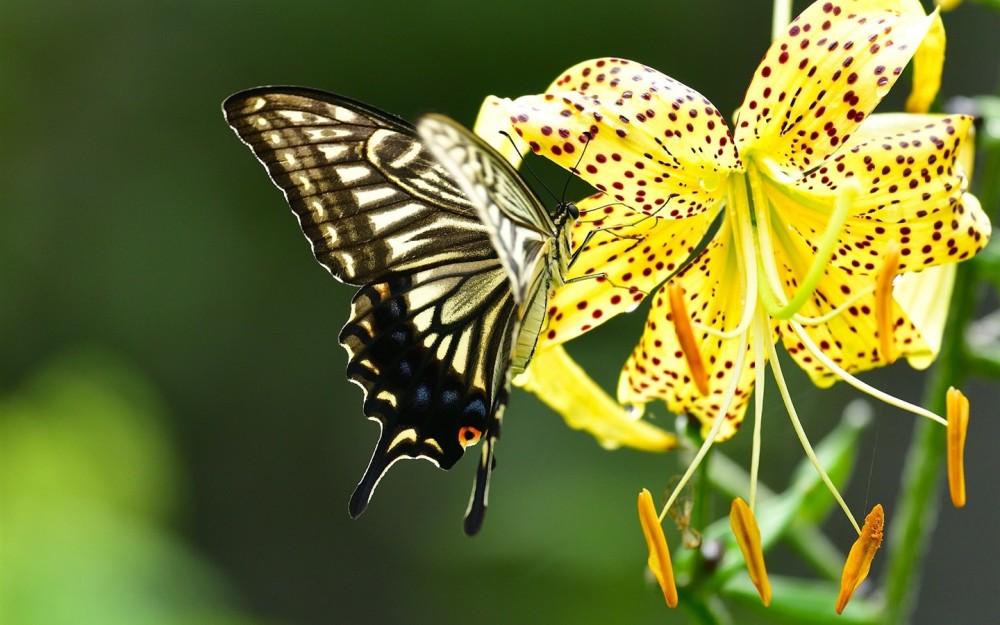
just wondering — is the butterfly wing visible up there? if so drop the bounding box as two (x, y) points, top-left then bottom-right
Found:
(417, 114), (556, 307)
(223, 88), (518, 534)
(223, 88), (497, 283)
(418, 114), (561, 376)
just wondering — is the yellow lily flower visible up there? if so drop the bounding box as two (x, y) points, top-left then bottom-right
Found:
(475, 0), (987, 602)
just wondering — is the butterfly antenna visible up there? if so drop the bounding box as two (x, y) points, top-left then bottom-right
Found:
(560, 131), (592, 206)
(498, 131), (561, 205)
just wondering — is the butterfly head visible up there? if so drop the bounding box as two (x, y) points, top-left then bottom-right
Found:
(558, 201), (580, 225)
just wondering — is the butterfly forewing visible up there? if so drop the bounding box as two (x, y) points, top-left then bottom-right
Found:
(418, 114), (557, 307)
(223, 88), (495, 284)
(224, 88), (524, 534)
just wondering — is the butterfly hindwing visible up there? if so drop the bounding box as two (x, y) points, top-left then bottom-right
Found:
(340, 261), (518, 530)
(224, 88), (526, 534)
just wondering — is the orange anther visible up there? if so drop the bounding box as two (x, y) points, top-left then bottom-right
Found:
(875, 241), (901, 365)
(638, 489), (678, 607)
(946, 387), (969, 508)
(668, 283), (710, 396)
(729, 498), (771, 607)
(836, 504), (885, 614)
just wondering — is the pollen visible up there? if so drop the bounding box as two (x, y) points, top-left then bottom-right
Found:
(729, 498), (771, 607)
(836, 504), (884, 614)
(638, 488), (678, 608)
(875, 240), (901, 364)
(946, 387), (969, 508)
(668, 282), (710, 396)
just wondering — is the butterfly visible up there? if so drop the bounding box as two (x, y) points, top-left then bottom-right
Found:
(222, 87), (577, 535)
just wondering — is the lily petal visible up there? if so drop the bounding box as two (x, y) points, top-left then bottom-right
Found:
(618, 226), (758, 440)
(474, 95), (528, 166)
(766, 215), (933, 385)
(905, 10), (945, 113)
(494, 58), (741, 218)
(788, 114), (989, 275)
(515, 346), (677, 452)
(539, 196), (717, 348)
(734, 0), (935, 172)
(892, 261), (956, 369)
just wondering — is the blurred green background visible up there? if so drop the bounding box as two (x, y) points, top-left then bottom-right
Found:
(1, 1), (997, 624)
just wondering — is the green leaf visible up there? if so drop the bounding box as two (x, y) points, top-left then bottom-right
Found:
(724, 575), (880, 625)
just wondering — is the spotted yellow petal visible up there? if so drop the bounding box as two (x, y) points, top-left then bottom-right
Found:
(538, 195), (717, 348)
(786, 114), (988, 275)
(777, 284), (928, 386)
(474, 95), (528, 166)
(764, 194), (933, 384)
(618, 226), (758, 441)
(492, 58), (741, 218)
(734, 0), (935, 172)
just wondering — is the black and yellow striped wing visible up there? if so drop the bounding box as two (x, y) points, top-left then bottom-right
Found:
(418, 114), (577, 378)
(418, 114), (557, 307)
(223, 88), (523, 534)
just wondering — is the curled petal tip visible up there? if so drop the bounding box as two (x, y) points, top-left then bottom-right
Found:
(947, 387), (969, 508)
(729, 498), (771, 607)
(905, 11), (945, 113)
(638, 489), (678, 608)
(935, 0), (963, 12)
(836, 504), (885, 614)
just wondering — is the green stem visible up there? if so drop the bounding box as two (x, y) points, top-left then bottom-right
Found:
(879, 259), (977, 624)
(679, 591), (729, 625)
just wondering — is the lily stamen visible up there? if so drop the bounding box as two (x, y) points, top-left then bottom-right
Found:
(750, 167), (861, 321)
(790, 323), (948, 427)
(659, 332), (750, 516)
(765, 323), (862, 533)
(730, 497), (772, 606)
(946, 387), (969, 508)
(668, 282), (710, 396)
(876, 241), (902, 365)
(638, 488), (678, 607)
(836, 504), (885, 614)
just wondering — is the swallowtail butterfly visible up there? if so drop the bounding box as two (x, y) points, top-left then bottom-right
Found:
(223, 87), (576, 534)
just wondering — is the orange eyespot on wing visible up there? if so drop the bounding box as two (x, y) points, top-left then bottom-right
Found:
(458, 426), (483, 449)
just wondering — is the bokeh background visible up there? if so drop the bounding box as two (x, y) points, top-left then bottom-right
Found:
(2, 1), (998, 624)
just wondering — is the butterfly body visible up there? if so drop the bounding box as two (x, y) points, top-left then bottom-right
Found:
(223, 88), (574, 534)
